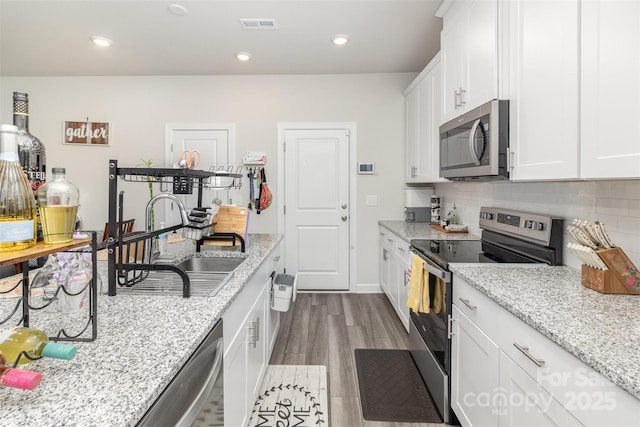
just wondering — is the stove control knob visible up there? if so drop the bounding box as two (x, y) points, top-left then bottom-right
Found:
(536, 222), (544, 231)
(524, 220), (533, 229)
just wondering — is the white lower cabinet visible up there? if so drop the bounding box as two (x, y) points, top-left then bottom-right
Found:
(224, 241), (282, 426)
(378, 226), (411, 332)
(379, 227), (395, 303)
(452, 273), (640, 427)
(394, 239), (411, 331)
(499, 350), (582, 426)
(451, 305), (500, 427)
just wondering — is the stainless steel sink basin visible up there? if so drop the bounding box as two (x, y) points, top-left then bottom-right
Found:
(117, 256), (246, 297)
(176, 256), (245, 273)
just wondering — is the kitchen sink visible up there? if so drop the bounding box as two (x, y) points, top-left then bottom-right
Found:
(176, 256), (245, 273)
(116, 256), (246, 297)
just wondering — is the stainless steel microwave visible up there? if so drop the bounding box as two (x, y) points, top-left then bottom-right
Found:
(439, 99), (509, 180)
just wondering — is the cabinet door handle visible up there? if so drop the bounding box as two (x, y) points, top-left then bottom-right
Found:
(458, 297), (477, 311)
(459, 87), (466, 105)
(454, 90), (460, 108)
(447, 315), (454, 339)
(398, 247), (406, 253)
(513, 343), (545, 367)
(248, 319), (259, 348)
(403, 270), (408, 286)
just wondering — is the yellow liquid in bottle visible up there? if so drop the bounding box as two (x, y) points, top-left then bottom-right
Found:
(0, 328), (47, 366)
(40, 205), (78, 244)
(0, 210), (37, 252)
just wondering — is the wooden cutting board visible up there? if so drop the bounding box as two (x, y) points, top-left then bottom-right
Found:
(203, 205), (249, 247)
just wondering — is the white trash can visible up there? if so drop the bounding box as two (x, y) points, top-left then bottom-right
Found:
(271, 273), (297, 312)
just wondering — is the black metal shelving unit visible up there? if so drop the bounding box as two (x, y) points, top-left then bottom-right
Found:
(107, 159), (245, 298)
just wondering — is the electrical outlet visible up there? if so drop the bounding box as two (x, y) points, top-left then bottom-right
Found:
(366, 195), (378, 206)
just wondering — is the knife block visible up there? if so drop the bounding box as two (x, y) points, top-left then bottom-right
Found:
(580, 247), (640, 294)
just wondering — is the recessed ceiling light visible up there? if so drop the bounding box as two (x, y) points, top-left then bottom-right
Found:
(168, 4), (188, 16)
(90, 36), (113, 47)
(236, 52), (252, 61)
(331, 34), (350, 46)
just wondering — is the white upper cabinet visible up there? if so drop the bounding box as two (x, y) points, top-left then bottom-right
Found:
(439, 0), (499, 124)
(509, 0), (580, 180)
(405, 54), (446, 183)
(581, 1), (640, 179)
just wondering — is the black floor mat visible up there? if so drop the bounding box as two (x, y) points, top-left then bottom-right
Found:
(354, 348), (443, 423)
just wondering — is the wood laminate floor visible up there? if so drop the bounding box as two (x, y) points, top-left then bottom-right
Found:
(270, 293), (446, 427)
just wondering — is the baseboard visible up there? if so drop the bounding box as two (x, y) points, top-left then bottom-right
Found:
(353, 283), (383, 294)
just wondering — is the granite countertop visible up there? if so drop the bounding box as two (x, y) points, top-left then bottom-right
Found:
(379, 220), (480, 242)
(0, 233), (283, 427)
(449, 264), (640, 401)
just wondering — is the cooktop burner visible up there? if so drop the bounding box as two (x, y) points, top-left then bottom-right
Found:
(410, 239), (483, 269)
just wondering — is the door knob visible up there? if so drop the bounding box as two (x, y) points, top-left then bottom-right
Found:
(342, 204), (347, 209)
(341, 216), (348, 222)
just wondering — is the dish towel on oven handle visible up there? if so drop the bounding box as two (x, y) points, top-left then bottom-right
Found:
(432, 277), (446, 314)
(407, 255), (431, 313)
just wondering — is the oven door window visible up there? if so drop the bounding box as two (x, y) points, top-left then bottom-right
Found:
(410, 272), (448, 370)
(440, 114), (490, 170)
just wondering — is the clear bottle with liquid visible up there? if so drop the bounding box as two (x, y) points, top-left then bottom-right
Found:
(13, 92), (46, 240)
(13, 92), (46, 193)
(0, 327), (77, 367)
(37, 167), (79, 244)
(0, 124), (37, 252)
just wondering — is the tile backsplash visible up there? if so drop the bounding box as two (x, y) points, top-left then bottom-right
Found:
(433, 180), (640, 269)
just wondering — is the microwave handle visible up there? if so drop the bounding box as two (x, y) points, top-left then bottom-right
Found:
(468, 118), (482, 165)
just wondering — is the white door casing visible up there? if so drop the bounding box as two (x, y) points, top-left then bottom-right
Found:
(277, 123), (356, 292)
(164, 123), (235, 225)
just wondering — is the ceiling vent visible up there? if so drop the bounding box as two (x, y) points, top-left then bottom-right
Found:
(240, 19), (278, 30)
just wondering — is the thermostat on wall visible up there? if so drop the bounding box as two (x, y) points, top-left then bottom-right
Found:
(358, 162), (375, 175)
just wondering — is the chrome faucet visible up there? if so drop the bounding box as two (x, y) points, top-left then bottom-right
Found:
(145, 193), (190, 232)
(145, 194), (190, 262)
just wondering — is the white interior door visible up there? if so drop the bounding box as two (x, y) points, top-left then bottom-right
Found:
(283, 128), (350, 291)
(165, 124), (234, 226)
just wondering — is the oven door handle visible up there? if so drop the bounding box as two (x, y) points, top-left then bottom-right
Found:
(410, 248), (451, 281)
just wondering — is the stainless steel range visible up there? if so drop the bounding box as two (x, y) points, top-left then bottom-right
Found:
(408, 207), (564, 424)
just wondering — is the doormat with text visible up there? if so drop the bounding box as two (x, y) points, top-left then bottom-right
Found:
(249, 365), (328, 427)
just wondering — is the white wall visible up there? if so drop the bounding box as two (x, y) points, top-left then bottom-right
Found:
(1, 73), (413, 287)
(433, 180), (640, 269)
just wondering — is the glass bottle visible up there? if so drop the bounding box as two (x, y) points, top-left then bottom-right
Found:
(0, 327), (77, 367)
(37, 167), (79, 244)
(0, 353), (42, 390)
(0, 124), (37, 252)
(13, 92), (46, 239)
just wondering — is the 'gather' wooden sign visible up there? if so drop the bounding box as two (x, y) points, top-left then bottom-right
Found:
(64, 121), (110, 146)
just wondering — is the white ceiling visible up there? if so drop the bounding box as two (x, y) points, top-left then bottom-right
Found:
(0, 0), (443, 77)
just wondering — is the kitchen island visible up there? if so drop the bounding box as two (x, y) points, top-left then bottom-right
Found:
(0, 233), (282, 427)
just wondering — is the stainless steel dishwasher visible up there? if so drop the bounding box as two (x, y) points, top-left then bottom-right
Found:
(138, 319), (223, 427)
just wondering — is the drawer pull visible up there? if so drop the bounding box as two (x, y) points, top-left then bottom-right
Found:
(513, 343), (545, 367)
(459, 297), (477, 311)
